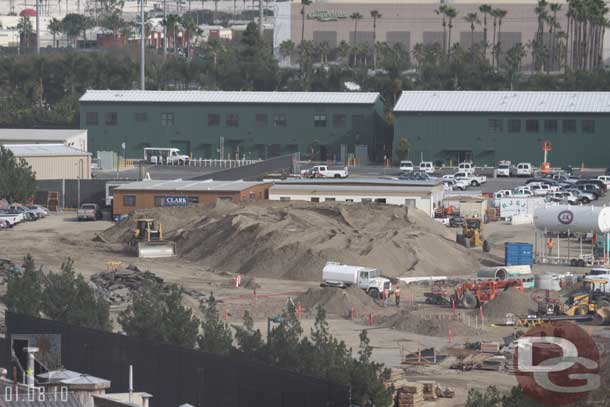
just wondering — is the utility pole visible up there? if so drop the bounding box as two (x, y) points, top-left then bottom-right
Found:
(36, 0), (40, 54)
(258, 0), (263, 36)
(140, 0), (145, 90)
(163, 0), (167, 59)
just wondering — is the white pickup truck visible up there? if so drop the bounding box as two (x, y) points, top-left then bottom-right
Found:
(0, 211), (24, 227)
(441, 175), (469, 190)
(454, 172), (487, 187)
(321, 261), (391, 298)
(303, 165), (349, 179)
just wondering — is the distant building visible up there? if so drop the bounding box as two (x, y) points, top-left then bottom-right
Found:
(0, 129), (88, 152)
(5, 144), (91, 180)
(393, 91), (610, 167)
(269, 178), (444, 216)
(111, 179), (271, 215)
(79, 90), (390, 162)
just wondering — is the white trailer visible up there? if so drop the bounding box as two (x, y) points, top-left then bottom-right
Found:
(322, 261), (391, 298)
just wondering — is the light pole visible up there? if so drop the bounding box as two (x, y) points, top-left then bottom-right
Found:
(140, 0), (145, 90)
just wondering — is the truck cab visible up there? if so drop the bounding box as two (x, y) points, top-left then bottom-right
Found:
(322, 262), (391, 298)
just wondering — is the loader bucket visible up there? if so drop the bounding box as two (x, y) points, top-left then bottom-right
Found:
(136, 241), (176, 258)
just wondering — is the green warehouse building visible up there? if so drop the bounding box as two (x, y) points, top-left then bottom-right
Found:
(393, 91), (610, 168)
(79, 90), (389, 162)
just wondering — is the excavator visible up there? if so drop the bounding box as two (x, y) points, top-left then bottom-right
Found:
(128, 218), (176, 258)
(424, 279), (524, 309)
(456, 218), (490, 252)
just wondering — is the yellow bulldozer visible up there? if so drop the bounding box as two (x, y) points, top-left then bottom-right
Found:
(456, 218), (490, 252)
(564, 278), (610, 316)
(129, 218), (176, 258)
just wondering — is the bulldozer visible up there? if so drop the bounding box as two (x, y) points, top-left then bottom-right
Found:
(129, 218), (176, 258)
(456, 218), (490, 252)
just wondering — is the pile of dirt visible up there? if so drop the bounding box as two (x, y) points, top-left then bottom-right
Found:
(101, 201), (480, 281)
(297, 286), (381, 318)
(481, 287), (538, 321)
(383, 311), (479, 337)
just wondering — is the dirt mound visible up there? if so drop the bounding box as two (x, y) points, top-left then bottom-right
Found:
(102, 201), (480, 281)
(297, 286), (381, 318)
(481, 287), (538, 321)
(383, 310), (479, 337)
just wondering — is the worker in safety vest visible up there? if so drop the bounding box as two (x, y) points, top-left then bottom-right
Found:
(547, 238), (555, 256)
(395, 286), (401, 307)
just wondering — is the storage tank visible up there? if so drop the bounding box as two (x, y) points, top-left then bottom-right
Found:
(478, 267), (508, 281)
(533, 205), (610, 233)
(505, 242), (534, 266)
(535, 274), (562, 291)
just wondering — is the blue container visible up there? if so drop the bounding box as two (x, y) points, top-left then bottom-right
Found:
(505, 242), (533, 266)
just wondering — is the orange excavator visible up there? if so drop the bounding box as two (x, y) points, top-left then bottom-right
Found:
(425, 279), (524, 309)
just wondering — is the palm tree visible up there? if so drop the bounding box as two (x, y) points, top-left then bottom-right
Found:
(279, 39), (295, 64)
(318, 41), (330, 64)
(478, 4), (492, 58)
(48, 17), (63, 47)
(495, 9), (507, 67)
(370, 10), (382, 69)
(337, 40), (350, 65)
(534, 0), (548, 71)
(548, 3), (561, 70)
(163, 14), (181, 53)
(17, 15), (33, 51)
(445, 6), (458, 58)
(300, 0), (312, 46)
(434, 5), (448, 54)
(350, 12), (363, 44)
(464, 12), (479, 54)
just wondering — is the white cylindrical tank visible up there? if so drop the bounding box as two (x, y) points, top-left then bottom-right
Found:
(535, 274), (562, 291)
(533, 205), (610, 233)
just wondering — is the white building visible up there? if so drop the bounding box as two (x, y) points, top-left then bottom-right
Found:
(269, 178), (444, 216)
(0, 129), (88, 152)
(5, 144), (91, 180)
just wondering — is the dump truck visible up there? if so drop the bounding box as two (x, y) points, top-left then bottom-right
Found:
(321, 261), (391, 298)
(128, 218), (176, 258)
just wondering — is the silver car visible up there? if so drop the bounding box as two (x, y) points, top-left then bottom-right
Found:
(564, 188), (596, 204)
(26, 205), (49, 217)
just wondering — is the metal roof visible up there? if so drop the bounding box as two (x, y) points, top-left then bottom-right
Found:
(270, 184), (439, 194)
(393, 91), (610, 113)
(280, 177), (442, 187)
(0, 129), (86, 141)
(79, 90), (380, 105)
(116, 179), (269, 192)
(5, 144), (91, 157)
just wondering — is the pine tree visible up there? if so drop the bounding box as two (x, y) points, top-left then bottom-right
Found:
(4, 255), (44, 317)
(198, 293), (233, 354)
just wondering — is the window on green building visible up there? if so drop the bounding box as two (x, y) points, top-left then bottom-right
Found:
(314, 114), (327, 127)
(488, 119), (503, 134)
(208, 114), (220, 126)
(134, 112), (147, 122)
(226, 114), (239, 127)
(105, 112), (118, 126)
(161, 113), (174, 126)
(563, 119), (576, 133)
(86, 112), (98, 125)
(273, 114), (287, 127)
(333, 114), (346, 128)
(255, 114), (268, 127)
(544, 119), (558, 133)
(525, 119), (539, 133)
(582, 119), (595, 134)
(507, 119), (521, 133)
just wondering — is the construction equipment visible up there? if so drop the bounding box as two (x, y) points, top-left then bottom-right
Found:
(425, 279), (524, 309)
(593, 306), (610, 325)
(129, 218), (176, 258)
(456, 218), (490, 252)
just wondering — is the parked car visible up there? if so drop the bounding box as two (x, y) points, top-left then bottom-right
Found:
(453, 171), (487, 187)
(496, 162), (511, 177)
(400, 171), (436, 181)
(576, 179), (607, 194)
(564, 188), (597, 203)
(494, 189), (513, 200)
(419, 161), (435, 174)
(458, 161), (474, 173)
(9, 206), (37, 221)
(597, 175), (610, 187)
(547, 191), (579, 205)
(303, 165), (349, 179)
(26, 205), (49, 217)
(574, 183), (603, 198)
(0, 210), (24, 227)
(515, 163), (533, 177)
(399, 160), (414, 173)
(441, 176), (468, 191)
(77, 203), (103, 221)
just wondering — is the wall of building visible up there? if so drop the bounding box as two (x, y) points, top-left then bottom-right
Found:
(277, 1), (568, 68)
(80, 101), (387, 161)
(22, 155), (91, 180)
(268, 189), (436, 215)
(393, 112), (610, 167)
(112, 184), (270, 215)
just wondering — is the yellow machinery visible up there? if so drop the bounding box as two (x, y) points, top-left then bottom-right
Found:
(129, 219), (176, 258)
(456, 218), (490, 252)
(563, 279), (610, 316)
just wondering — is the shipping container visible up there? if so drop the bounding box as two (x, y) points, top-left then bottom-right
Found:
(505, 242), (534, 266)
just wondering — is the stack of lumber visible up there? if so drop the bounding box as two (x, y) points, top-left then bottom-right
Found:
(395, 382), (424, 407)
(419, 381), (438, 401)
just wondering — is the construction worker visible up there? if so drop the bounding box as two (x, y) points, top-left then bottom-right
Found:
(547, 238), (555, 256)
(395, 285), (401, 307)
(383, 287), (389, 307)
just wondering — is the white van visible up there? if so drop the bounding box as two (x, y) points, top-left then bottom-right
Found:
(515, 163), (533, 177)
(597, 175), (610, 187)
(458, 162), (473, 173)
(399, 160), (414, 173)
(419, 161), (435, 174)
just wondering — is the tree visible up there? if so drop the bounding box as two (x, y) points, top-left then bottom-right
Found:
(163, 14), (181, 52)
(479, 4), (492, 59)
(464, 12), (480, 55)
(533, 0), (548, 71)
(445, 6), (458, 59)
(233, 310), (264, 355)
(198, 293), (233, 355)
(0, 146), (36, 202)
(17, 16), (33, 51)
(279, 39), (295, 64)
(434, 5), (448, 54)
(300, 0), (312, 46)
(396, 136), (411, 160)
(62, 13), (89, 46)
(48, 18), (63, 47)
(370, 10), (382, 69)
(118, 280), (200, 348)
(350, 12), (363, 44)
(494, 9), (508, 67)
(42, 259), (111, 330)
(3, 255), (44, 317)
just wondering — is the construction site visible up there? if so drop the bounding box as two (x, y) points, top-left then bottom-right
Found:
(3, 194), (610, 406)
